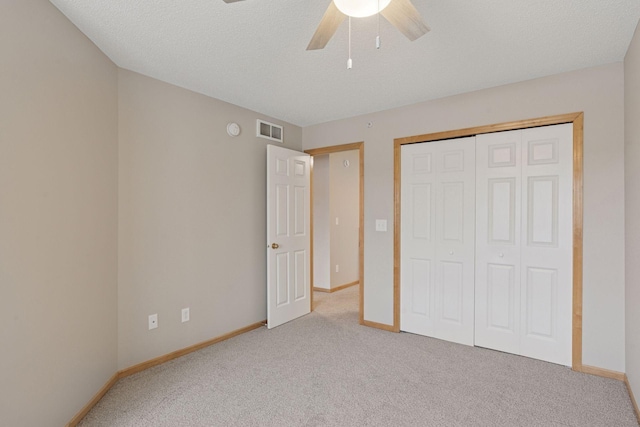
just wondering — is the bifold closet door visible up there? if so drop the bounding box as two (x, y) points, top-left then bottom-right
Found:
(475, 130), (523, 356)
(475, 124), (573, 366)
(401, 138), (475, 346)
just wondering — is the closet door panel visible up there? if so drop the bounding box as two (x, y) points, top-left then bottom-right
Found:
(475, 130), (522, 354)
(520, 124), (573, 366)
(401, 123), (573, 367)
(434, 138), (476, 345)
(486, 263), (517, 332)
(401, 144), (438, 336)
(401, 138), (475, 346)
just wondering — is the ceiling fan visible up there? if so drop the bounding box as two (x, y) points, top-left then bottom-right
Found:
(221, 0), (430, 50)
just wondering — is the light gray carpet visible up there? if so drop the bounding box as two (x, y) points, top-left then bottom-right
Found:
(79, 286), (638, 426)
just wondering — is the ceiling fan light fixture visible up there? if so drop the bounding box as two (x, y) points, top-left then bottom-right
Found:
(333, 0), (391, 18)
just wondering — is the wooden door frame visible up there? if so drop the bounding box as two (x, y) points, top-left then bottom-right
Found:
(305, 142), (365, 324)
(393, 112), (585, 371)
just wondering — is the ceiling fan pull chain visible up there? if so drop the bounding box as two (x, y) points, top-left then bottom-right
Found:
(347, 16), (353, 69)
(376, 0), (381, 49)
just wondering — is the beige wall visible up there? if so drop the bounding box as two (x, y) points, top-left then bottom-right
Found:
(117, 69), (302, 369)
(312, 151), (360, 290)
(1, 0), (634, 421)
(625, 20), (640, 405)
(0, 0), (119, 425)
(303, 63), (626, 372)
(329, 151), (360, 288)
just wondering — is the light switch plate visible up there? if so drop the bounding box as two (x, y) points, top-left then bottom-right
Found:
(375, 219), (387, 232)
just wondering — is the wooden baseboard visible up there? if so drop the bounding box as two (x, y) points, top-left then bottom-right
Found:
(66, 372), (119, 427)
(625, 375), (640, 424)
(578, 364), (626, 381)
(361, 319), (398, 332)
(314, 281), (359, 294)
(67, 320), (266, 425)
(119, 320), (266, 378)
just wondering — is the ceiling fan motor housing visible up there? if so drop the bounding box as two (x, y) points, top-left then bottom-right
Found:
(333, 0), (392, 18)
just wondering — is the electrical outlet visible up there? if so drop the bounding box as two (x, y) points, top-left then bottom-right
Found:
(335, 264), (339, 273)
(148, 314), (158, 330)
(181, 308), (190, 323)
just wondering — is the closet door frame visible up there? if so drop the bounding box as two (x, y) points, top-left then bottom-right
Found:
(393, 112), (584, 371)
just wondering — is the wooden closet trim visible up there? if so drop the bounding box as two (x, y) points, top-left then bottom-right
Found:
(393, 112), (585, 371)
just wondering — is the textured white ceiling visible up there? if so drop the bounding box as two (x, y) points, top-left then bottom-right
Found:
(49, 0), (640, 126)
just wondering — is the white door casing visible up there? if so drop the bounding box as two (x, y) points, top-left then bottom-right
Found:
(267, 145), (311, 329)
(401, 137), (476, 345)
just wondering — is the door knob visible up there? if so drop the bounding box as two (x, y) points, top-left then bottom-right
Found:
(271, 243), (279, 249)
(499, 253), (504, 258)
(449, 250), (454, 255)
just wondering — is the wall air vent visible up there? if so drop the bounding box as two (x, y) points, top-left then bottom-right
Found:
(256, 119), (284, 143)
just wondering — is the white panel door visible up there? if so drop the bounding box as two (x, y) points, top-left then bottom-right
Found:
(475, 130), (522, 355)
(520, 124), (573, 366)
(475, 124), (572, 366)
(267, 145), (311, 329)
(401, 143), (437, 337)
(401, 137), (476, 345)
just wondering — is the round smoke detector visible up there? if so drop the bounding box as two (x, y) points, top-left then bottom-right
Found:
(227, 122), (241, 137)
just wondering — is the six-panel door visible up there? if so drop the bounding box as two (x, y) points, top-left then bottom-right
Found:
(401, 137), (476, 345)
(475, 124), (573, 366)
(267, 145), (311, 329)
(475, 130), (523, 356)
(401, 124), (573, 366)
(519, 124), (573, 365)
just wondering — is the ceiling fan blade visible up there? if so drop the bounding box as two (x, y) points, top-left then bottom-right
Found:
(222, 0), (245, 3)
(306, 1), (347, 50)
(380, 0), (430, 42)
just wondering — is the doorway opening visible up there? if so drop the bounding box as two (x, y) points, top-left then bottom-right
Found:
(306, 142), (364, 324)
